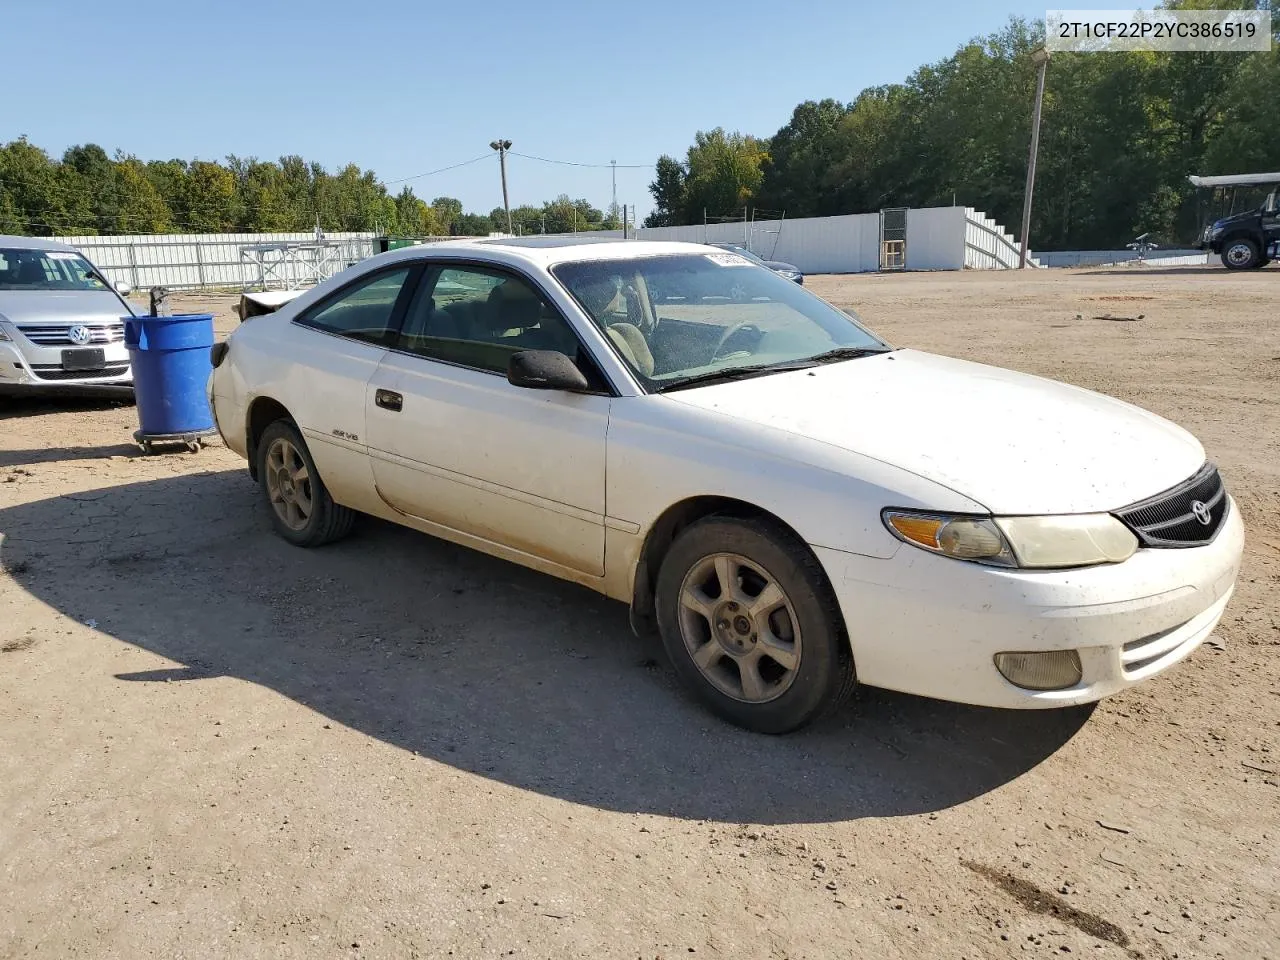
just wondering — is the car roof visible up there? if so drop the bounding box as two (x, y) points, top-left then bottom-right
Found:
(0, 235), (79, 252)
(473, 235), (630, 249)
(379, 237), (726, 270)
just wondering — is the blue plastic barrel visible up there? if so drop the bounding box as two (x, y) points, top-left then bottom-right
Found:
(124, 314), (216, 437)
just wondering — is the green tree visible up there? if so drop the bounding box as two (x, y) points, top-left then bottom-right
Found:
(540, 194), (605, 233)
(645, 155), (686, 226)
(756, 99), (850, 217)
(112, 156), (172, 233)
(431, 196), (465, 233)
(454, 213), (493, 235)
(0, 137), (90, 235)
(145, 159), (191, 222)
(391, 187), (444, 235)
(181, 160), (238, 232)
(681, 128), (769, 223)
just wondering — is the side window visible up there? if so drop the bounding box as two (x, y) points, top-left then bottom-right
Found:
(295, 267), (414, 346)
(398, 265), (591, 379)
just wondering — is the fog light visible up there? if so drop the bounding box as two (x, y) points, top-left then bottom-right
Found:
(994, 650), (1083, 691)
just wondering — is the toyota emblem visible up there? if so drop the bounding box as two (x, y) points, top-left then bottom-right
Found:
(1190, 500), (1212, 526)
(68, 324), (92, 346)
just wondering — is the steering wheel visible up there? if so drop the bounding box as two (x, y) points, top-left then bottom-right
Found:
(712, 321), (760, 360)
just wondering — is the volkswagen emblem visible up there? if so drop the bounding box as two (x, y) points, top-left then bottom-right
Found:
(1190, 500), (1212, 526)
(67, 324), (92, 346)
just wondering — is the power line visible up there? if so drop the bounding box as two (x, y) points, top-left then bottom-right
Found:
(383, 153), (493, 185)
(508, 151), (653, 169)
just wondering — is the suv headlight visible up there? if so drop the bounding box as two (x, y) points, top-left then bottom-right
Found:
(883, 509), (1138, 569)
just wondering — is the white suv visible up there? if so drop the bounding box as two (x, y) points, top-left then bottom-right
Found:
(0, 236), (135, 391)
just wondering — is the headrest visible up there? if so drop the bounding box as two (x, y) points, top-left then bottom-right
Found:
(483, 282), (542, 333)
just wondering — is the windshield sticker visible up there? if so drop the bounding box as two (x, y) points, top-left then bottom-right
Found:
(705, 253), (752, 267)
(47, 251), (81, 261)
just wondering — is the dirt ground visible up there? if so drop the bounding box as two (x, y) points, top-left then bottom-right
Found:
(1, 267), (1277, 960)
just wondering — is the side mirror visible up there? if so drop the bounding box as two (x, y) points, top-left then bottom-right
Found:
(507, 350), (590, 392)
(114, 280), (132, 296)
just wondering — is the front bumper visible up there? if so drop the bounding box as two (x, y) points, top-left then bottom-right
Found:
(814, 497), (1244, 709)
(0, 338), (132, 389)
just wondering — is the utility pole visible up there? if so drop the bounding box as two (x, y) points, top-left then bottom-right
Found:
(610, 159), (618, 227)
(1019, 48), (1050, 269)
(622, 204), (628, 239)
(490, 139), (513, 235)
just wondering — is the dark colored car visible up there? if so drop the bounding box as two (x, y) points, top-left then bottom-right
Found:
(708, 242), (804, 284)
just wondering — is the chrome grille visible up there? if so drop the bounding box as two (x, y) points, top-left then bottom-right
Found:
(1114, 462), (1228, 548)
(16, 323), (125, 346)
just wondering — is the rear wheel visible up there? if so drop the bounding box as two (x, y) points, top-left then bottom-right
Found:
(256, 420), (355, 547)
(1221, 238), (1262, 270)
(654, 515), (855, 733)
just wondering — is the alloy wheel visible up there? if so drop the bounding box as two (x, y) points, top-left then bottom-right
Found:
(264, 437), (313, 532)
(677, 552), (803, 703)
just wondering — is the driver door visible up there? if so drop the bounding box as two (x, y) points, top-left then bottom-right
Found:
(363, 263), (611, 578)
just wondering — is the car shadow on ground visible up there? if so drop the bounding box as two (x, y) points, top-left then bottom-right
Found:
(0, 390), (133, 420)
(0, 445), (141, 467)
(0, 470), (1091, 825)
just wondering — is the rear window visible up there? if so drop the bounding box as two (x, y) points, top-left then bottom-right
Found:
(0, 248), (110, 292)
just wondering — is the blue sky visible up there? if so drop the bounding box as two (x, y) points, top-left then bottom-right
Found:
(7, 0), (1136, 220)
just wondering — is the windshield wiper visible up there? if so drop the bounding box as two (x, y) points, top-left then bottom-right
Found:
(713, 346), (894, 376)
(656, 364), (785, 392)
(797, 346), (894, 365)
(656, 347), (893, 393)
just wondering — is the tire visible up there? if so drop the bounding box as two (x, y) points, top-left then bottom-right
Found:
(1221, 238), (1262, 270)
(654, 515), (855, 734)
(256, 419), (356, 547)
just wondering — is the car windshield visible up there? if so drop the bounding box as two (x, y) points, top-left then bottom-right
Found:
(0, 248), (109, 292)
(552, 252), (889, 391)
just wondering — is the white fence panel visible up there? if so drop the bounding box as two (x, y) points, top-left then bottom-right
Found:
(906, 207), (966, 270)
(629, 213), (882, 274)
(962, 209), (1042, 269)
(55, 231), (377, 290)
(619, 207), (1030, 273)
(1037, 249), (1207, 268)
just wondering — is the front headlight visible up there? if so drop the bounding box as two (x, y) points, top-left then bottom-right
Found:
(0, 326), (11, 342)
(883, 510), (1137, 569)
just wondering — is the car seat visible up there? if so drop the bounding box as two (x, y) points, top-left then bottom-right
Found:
(15, 256), (48, 285)
(483, 282), (542, 339)
(572, 274), (655, 377)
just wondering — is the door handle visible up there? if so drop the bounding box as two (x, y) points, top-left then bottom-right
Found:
(375, 388), (403, 412)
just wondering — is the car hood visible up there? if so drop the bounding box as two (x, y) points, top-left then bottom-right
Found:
(764, 260), (801, 273)
(666, 348), (1205, 514)
(1213, 209), (1262, 229)
(0, 290), (133, 325)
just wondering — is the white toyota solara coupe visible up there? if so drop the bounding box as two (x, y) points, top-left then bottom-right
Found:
(209, 237), (1243, 733)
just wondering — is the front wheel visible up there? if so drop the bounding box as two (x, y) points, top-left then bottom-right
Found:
(256, 420), (356, 547)
(654, 515), (855, 733)
(1221, 238), (1262, 270)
